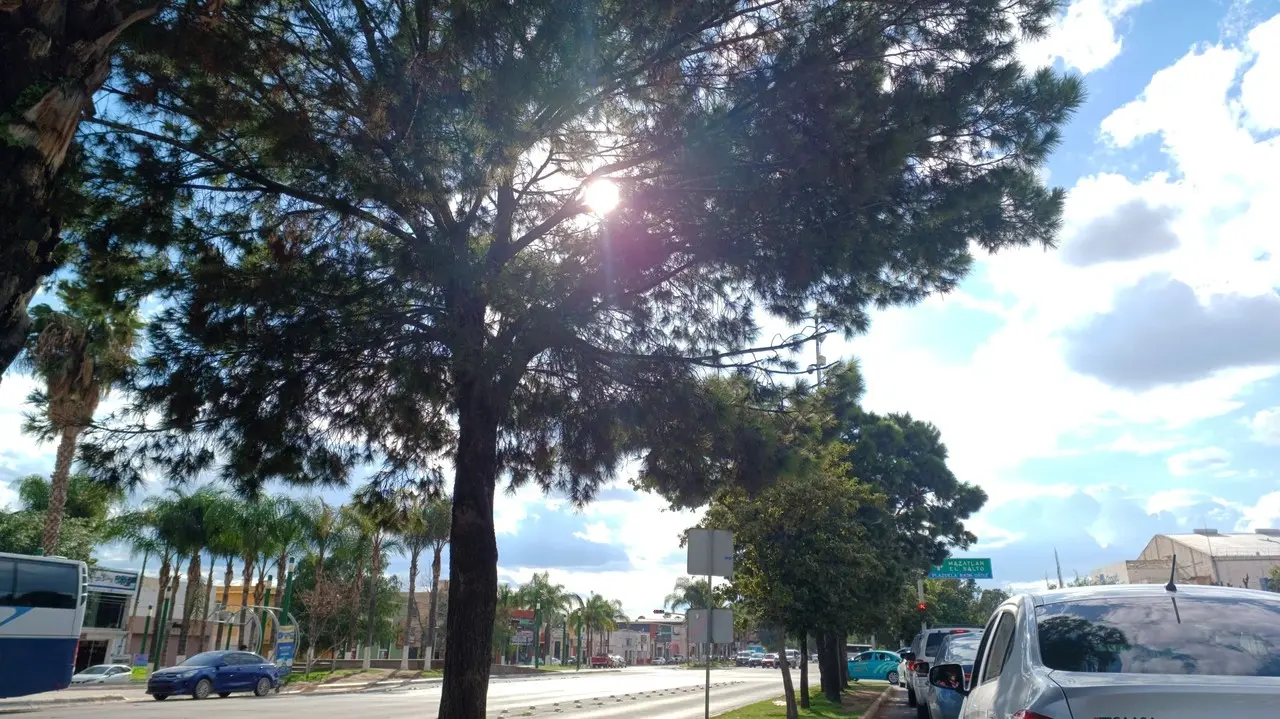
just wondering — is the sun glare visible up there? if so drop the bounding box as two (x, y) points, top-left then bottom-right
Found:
(583, 179), (620, 215)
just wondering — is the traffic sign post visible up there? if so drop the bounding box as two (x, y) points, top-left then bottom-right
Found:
(928, 558), (993, 579)
(687, 528), (734, 719)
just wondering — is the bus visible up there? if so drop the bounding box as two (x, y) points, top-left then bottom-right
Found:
(0, 553), (88, 699)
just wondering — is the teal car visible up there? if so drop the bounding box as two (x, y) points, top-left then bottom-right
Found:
(847, 650), (901, 684)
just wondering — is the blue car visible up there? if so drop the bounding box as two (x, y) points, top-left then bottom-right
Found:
(146, 650), (280, 701)
(923, 631), (983, 719)
(847, 650), (902, 684)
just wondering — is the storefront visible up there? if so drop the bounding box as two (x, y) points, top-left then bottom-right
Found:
(76, 567), (140, 671)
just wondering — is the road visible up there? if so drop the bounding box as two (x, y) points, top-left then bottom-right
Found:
(18, 666), (816, 718)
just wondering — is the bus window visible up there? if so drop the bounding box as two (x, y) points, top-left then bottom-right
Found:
(12, 560), (78, 609)
(0, 559), (13, 604)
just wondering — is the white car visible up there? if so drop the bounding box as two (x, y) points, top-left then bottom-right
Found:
(70, 664), (134, 685)
(927, 584), (1280, 719)
(903, 626), (982, 712)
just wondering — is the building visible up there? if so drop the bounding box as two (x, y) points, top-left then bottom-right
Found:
(1093, 528), (1280, 589)
(76, 566), (141, 671)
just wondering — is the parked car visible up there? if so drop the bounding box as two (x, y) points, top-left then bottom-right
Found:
(928, 584), (1280, 719)
(784, 649), (801, 666)
(847, 650), (901, 684)
(902, 626), (982, 712)
(70, 664), (133, 685)
(761, 653), (779, 669)
(652, 656), (666, 665)
(145, 650), (280, 701)
(922, 630), (983, 719)
(608, 655), (626, 668)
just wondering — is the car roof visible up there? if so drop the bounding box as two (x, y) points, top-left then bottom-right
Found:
(1024, 582), (1280, 607)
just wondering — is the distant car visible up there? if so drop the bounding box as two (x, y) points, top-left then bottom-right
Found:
(652, 656), (666, 665)
(761, 653), (779, 669)
(847, 650), (901, 684)
(748, 652), (765, 667)
(735, 651), (753, 667)
(928, 584), (1280, 719)
(923, 631), (983, 719)
(145, 650), (280, 701)
(70, 664), (133, 685)
(608, 655), (626, 668)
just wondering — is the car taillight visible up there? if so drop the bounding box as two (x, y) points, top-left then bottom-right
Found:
(1011, 711), (1054, 719)
(963, 672), (971, 683)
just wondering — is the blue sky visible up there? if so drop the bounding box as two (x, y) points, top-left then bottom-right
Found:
(5, 0), (1280, 614)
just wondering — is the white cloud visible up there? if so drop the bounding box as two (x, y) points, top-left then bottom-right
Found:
(1166, 447), (1232, 476)
(1100, 432), (1186, 455)
(1019, 0), (1151, 74)
(1239, 491), (1280, 529)
(1246, 407), (1280, 444)
(573, 520), (614, 545)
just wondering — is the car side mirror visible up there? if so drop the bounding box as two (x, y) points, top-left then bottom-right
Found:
(928, 663), (968, 695)
(899, 651), (916, 662)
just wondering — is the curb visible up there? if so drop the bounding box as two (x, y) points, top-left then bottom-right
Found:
(0, 695), (129, 714)
(861, 686), (894, 719)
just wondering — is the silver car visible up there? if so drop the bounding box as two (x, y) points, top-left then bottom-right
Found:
(928, 584), (1280, 719)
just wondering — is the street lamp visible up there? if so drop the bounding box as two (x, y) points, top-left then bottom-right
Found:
(139, 604), (154, 659)
(280, 557), (297, 619)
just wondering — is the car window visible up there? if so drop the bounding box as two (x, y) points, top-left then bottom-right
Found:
(1036, 594), (1280, 676)
(236, 652), (266, 664)
(980, 611), (1017, 684)
(924, 632), (949, 656)
(181, 652), (227, 666)
(852, 652), (871, 662)
(940, 635), (983, 663)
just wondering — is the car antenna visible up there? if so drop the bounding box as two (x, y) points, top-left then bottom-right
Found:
(1165, 553), (1177, 593)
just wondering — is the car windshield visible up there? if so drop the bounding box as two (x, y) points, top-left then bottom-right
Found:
(1036, 594), (1280, 676)
(940, 635), (983, 663)
(79, 666), (111, 675)
(180, 652), (227, 667)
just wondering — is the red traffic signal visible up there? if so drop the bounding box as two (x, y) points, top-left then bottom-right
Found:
(916, 602), (928, 613)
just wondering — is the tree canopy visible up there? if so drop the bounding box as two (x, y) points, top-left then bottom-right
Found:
(61, 1), (1079, 714)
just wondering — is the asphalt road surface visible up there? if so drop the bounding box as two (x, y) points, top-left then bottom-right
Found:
(22, 666), (817, 718)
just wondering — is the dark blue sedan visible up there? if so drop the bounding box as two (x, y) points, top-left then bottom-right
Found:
(146, 650), (280, 700)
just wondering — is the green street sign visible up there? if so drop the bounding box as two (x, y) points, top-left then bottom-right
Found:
(929, 558), (992, 579)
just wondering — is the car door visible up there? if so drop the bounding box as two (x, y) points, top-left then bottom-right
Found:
(243, 652), (272, 688)
(106, 666), (131, 684)
(848, 651), (873, 679)
(963, 608), (1018, 719)
(214, 654), (244, 692)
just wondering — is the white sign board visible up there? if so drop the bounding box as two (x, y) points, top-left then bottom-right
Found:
(687, 608), (734, 644)
(687, 528), (733, 578)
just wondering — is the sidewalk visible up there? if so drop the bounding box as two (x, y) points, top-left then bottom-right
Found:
(0, 688), (134, 714)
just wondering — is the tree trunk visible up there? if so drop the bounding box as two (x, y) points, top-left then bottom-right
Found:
(200, 557), (216, 652)
(124, 550), (149, 652)
(176, 550), (202, 654)
(836, 631), (849, 690)
(779, 628), (798, 719)
(363, 533), (383, 662)
(437, 378), (501, 719)
(237, 556), (254, 649)
(800, 634), (809, 709)
(404, 547), (420, 665)
(40, 426), (80, 554)
(215, 558), (233, 649)
(823, 630), (842, 703)
(426, 545), (443, 661)
(276, 551), (288, 605)
(0, 0), (156, 381)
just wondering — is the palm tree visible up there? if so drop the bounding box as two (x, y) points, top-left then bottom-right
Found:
(664, 577), (722, 612)
(581, 593), (625, 658)
(235, 499), (278, 645)
(103, 504), (162, 651)
(415, 497), (450, 660)
(206, 495), (245, 651)
(519, 572), (572, 666)
(19, 291), (139, 554)
(268, 497), (308, 604)
(348, 494), (403, 662)
(168, 486), (222, 656)
(395, 492), (435, 662)
(302, 498), (342, 584)
(493, 584), (521, 664)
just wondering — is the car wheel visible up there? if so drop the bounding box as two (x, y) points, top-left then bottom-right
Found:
(192, 678), (213, 700)
(254, 677), (273, 697)
(887, 670), (899, 684)
(153, 695), (168, 701)
(218, 692), (231, 698)
(906, 686), (917, 707)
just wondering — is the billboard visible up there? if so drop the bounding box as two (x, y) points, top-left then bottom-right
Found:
(88, 567), (140, 595)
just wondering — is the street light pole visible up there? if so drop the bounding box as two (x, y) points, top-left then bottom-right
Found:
(533, 600), (541, 669)
(139, 604), (154, 660)
(280, 558), (297, 618)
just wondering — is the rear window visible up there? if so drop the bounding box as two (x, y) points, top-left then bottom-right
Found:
(926, 630), (974, 656)
(940, 635), (983, 663)
(1036, 595), (1280, 676)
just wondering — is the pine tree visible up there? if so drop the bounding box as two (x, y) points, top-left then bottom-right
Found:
(77, 2), (1080, 715)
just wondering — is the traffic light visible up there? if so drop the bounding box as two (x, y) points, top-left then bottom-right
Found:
(916, 601), (928, 613)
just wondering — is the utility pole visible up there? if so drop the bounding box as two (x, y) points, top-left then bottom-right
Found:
(1054, 548), (1065, 589)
